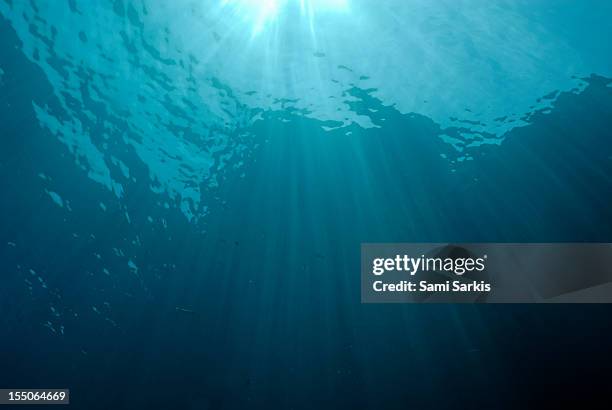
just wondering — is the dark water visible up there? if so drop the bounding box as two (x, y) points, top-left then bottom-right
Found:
(2, 2), (612, 409)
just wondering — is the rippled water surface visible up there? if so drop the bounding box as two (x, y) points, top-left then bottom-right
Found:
(1, 1), (612, 409)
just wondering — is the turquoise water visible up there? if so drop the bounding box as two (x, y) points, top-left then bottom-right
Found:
(1, 1), (612, 409)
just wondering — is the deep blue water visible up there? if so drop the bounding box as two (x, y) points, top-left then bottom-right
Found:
(2, 1), (612, 409)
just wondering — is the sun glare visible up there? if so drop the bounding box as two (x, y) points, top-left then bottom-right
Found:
(222, 0), (350, 35)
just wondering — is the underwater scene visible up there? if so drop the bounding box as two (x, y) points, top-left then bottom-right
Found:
(1, 0), (612, 408)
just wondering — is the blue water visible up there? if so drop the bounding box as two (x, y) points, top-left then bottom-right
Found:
(1, 1), (612, 409)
